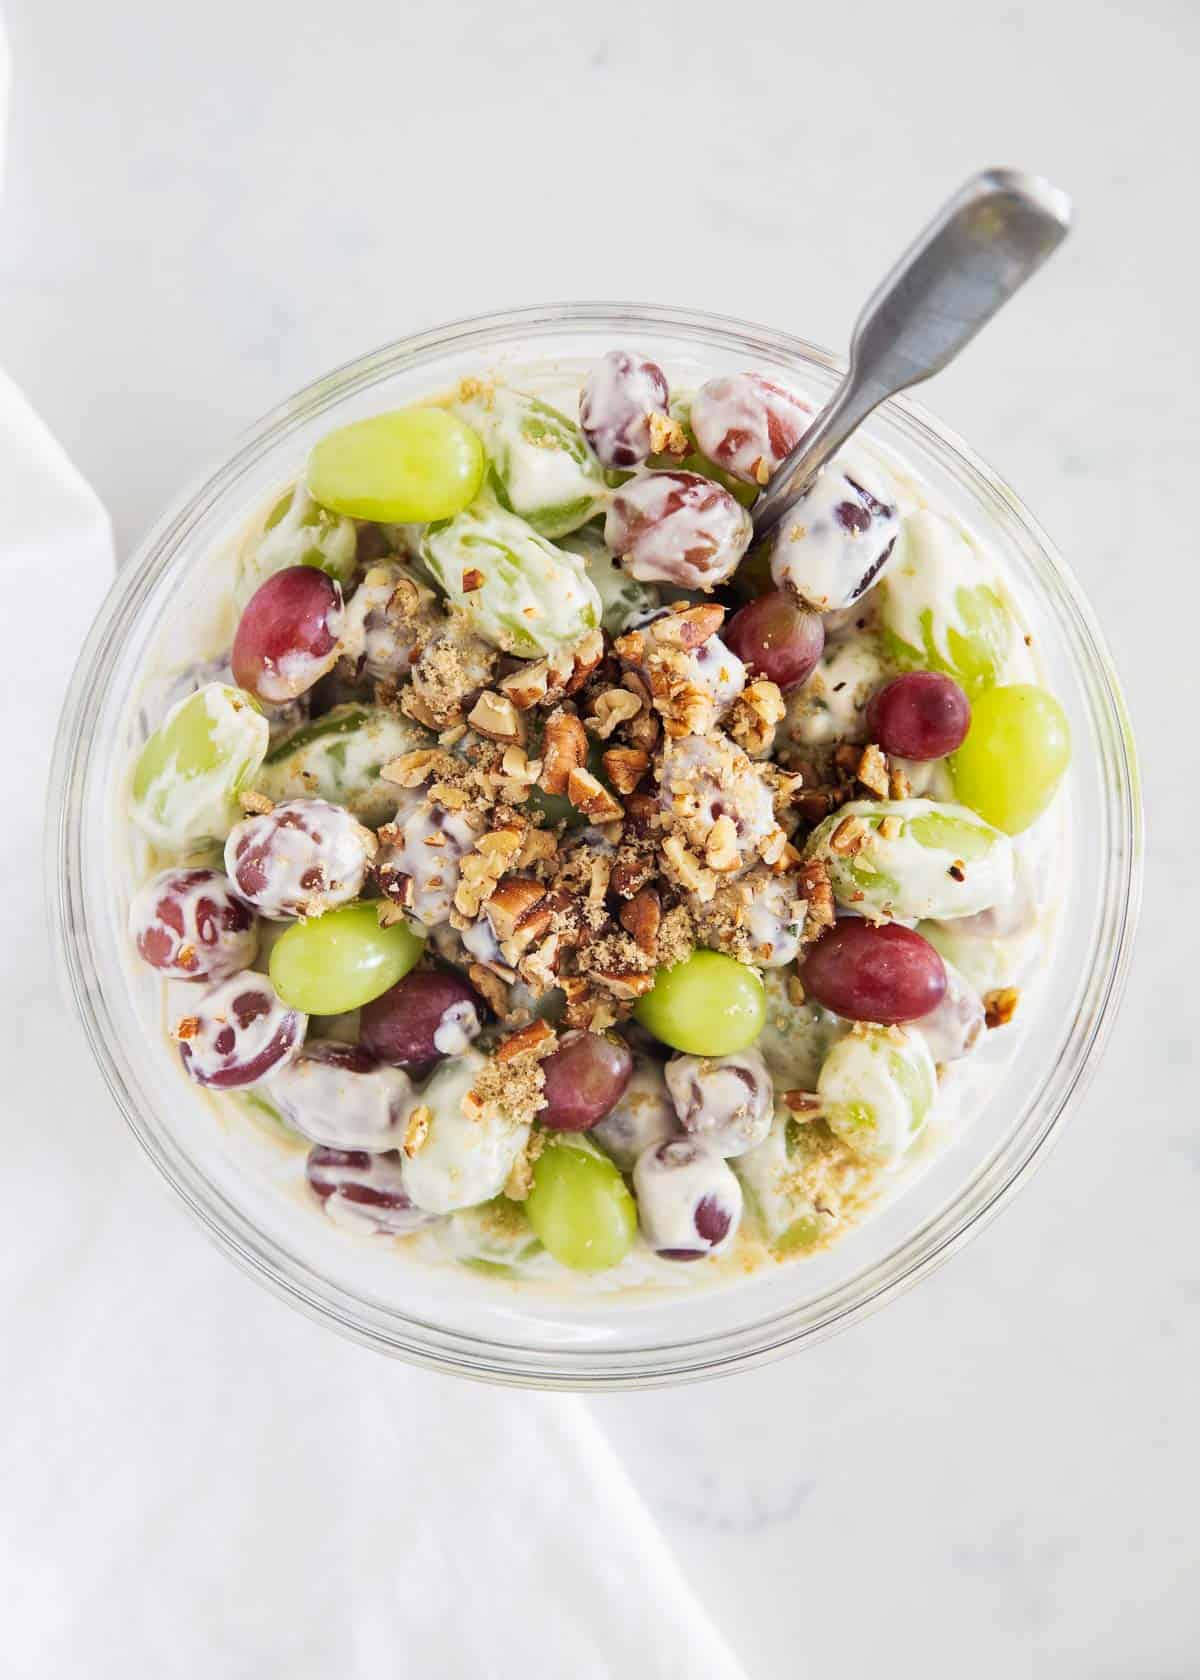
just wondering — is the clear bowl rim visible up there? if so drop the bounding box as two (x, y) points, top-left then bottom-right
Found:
(46, 301), (1144, 1389)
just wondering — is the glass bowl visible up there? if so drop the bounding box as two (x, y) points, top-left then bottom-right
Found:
(46, 304), (1142, 1389)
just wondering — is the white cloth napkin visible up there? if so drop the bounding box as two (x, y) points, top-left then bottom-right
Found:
(0, 51), (744, 1680)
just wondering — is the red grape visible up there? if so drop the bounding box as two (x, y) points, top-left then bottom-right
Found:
(539, 1031), (634, 1131)
(664, 1047), (773, 1157)
(129, 867), (257, 980)
(306, 1145), (439, 1235)
(579, 350), (670, 469)
(270, 1040), (414, 1149)
(590, 1063), (681, 1170)
(604, 470), (752, 590)
(174, 973), (306, 1089)
(689, 373), (811, 486)
(631, 1138), (743, 1260)
(231, 565), (345, 703)
(224, 797), (373, 919)
(724, 590), (825, 692)
(359, 967), (485, 1070)
(865, 672), (971, 760)
(800, 921), (946, 1024)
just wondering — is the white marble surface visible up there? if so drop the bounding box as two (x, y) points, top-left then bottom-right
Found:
(2, 0), (1196, 1673)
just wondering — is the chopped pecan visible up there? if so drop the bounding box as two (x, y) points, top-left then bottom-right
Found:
(796, 858), (835, 937)
(587, 688), (643, 739)
(783, 1090), (822, 1117)
(647, 601), (726, 650)
(984, 987), (1020, 1029)
(648, 410), (689, 457)
(380, 749), (445, 789)
(857, 742), (891, 799)
(661, 833), (717, 903)
(495, 1019), (556, 1062)
(726, 679), (786, 759)
(467, 690), (525, 743)
(619, 888), (661, 956)
(592, 968), (655, 1001)
(403, 1105), (432, 1157)
(566, 766), (624, 821)
(461, 567), (484, 593)
(602, 746), (650, 795)
(468, 962), (511, 1018)
(517, 826), (558, 869)
(540, 708), (588, 796)
(237, 789), (274, 815)
(828, 815), (868, 856)
(483, 875), (548, 942)
(705, 814), (741, 873)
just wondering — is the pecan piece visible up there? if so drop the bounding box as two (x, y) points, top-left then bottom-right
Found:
(647, 601), (726, 650)
(566, 766), (624, 821)
(619, 888), (661, 956)
(540, 708), (588, 796)
(483, 875), (548, 942)
(495, 1019), (557, 1062)
(602, 746), (650, 795)
(467, 689), (525, 743)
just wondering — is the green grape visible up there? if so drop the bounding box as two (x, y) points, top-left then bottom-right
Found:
(651, 399), (759, 509)
(804, 798), (1014, 921)
(559, 522), (661, 635)
(236, 482), (358, 606)
(879, 509), (1014, 696)
(951, 683), (1070, 834)
(307, 407), (485, 523)
(634, 949), (766, 1056)
(451, 1196), (542, 1273)
(918, 920), (1025, 997)
(456, 386), (607, 538)
(422, 489), (601, 657)
(525, 1134), (637, 1272)
(735, 1114), (827, 1255)
(817, 1025), (936, 1166)
(131, 683), (269, 852)
(756, 969), (847, 1090)
(253, 703), (432, 826)
(269, 901), (423, 1014)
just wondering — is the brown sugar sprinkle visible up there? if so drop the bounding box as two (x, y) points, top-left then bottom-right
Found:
(947, 860), (966, 882)
(984, 987), (1021, 1029)
(461, 568), (485, 593)
(466, 1045), (547, 1130)
(174, 1015), (201, 1041)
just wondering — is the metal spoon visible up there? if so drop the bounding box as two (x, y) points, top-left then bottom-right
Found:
(751, 167), (1073, 544)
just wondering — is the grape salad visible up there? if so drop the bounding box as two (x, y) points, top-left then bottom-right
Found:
(126, 352), (1069, 1292)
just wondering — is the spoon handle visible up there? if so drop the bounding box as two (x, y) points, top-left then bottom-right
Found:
(752, 167), (1073, 541)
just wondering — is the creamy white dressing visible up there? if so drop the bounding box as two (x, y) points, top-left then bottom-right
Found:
(134, 353), (1068, 1302)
